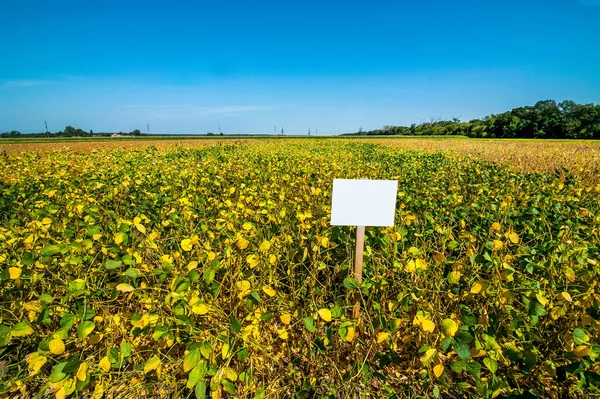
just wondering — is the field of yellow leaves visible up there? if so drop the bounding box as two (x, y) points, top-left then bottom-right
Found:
(1, 140), (599, 398)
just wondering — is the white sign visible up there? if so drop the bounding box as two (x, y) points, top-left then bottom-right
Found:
(330, 179), (398, 226)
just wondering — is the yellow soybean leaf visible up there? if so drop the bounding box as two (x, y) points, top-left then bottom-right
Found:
(321, 237), (329, 248)
(405, 260), (416, 273)
(181, 239), (193, 251)
(507, 232), (519, 244)
(259, 240), (271, 252)
(116, 283), (134, 293)
(559, 291), (572, 302)
(99, 356), (111, 372)
(416, 258), (427, 270)
(144, 356), (161, 373)
(221, 343), (230, 359)
(236, 280), (251, 298)
(470, 281), (486, 294)
(277, 328), (289, 340)
(421, 319), (436, 333)
(377, 332), (390, 344)
(92, 233), (102, 241)
(279, 313), (291, 325)
(76, 363), (88, 381)
(192, 303), (209, 315)
(236, 238), (249, 250)
(187, 261), (199, 271)
(536, 291), (549, 306)
(492, 240), (504, 250)
(573, 345), (590, 358)
(262, 285), (276, 297)
(114, 233), (124, 245)
(346, 325), (356, 342)
(42, 217), (52, 225)
(9, 267), (22, 279)
(49, 338), (65, 355)
(491, 222), (501, 232)
(441, 318), (459, 337)
(420, 348), (436, 364)
(433, 360), (445, 378)
(242, 222), (253, 231)
(135, 223), (146, 234)
(223, 367), (238, 381)
(28, 353), (47, 375)
(246, 254), (259, 268)
(318, 308), (332, 322)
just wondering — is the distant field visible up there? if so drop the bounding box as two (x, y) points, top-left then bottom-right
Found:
(2, 136), (599, 183)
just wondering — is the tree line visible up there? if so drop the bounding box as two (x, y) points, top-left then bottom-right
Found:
(1, 126), (143, 138)
(346, 100), (600, 139)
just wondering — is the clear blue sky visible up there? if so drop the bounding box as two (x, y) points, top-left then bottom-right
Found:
(1, 0), (599, 134)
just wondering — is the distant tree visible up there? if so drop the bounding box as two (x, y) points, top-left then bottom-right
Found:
(131, 129), (141, 136)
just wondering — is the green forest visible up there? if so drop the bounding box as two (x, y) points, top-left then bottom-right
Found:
(348, 100), (600, 139)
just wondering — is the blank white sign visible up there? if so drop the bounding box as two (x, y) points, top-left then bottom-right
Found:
(330, 179), (398, 226)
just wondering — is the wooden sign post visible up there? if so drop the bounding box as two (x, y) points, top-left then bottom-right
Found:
(330, 179), (398, 319)
(353, 225), (366, 319)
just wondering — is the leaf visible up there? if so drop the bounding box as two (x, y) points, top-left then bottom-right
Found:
(470, 281), (485, 294)
(483, 357), (498, 374)
(105, 259), (122, 270)
(223, 367), (238, 381)
(279, 314), (291, 325)
(507, 232), (519, 244)
(377, 332), (390, 344)
(8, 267), (22, 279)
(318, 308), (332, 322)
(50, 362), (68, 382)
(573, 328), (590, 345)
(192, 303), (209, 315)
(144, 355), (161, 373)
(11, 322), (34, 337)
(27, 352), (48, 375)
(98, 356), (111, 372)
(230, 316), (242, 334)
(199, 342), (213, 359)
(420, 348), (436, 365)
(49, 338), (66, 355)
(116, 283), (134, 293)
(183, 349), (201, 372)
(343, 277), (360, 290)
(76, 362), (88, 381)
(77, 321), (95, 341)
(236, 238), (249, 250)
(195, 381), (207, 399)
(40, 244), (62, 257)
(441, 318), (458, 337)
(433, 359), (444, 378)
(120, 342), (133, 358)
(302, 316), (316, 333)
(134, 223), (146, 234)
(259, 240), (271, 252)
(262, 285), (276, 297)
(181, 239), (193, 251)
(559, 291), (572, 302)
(114, 232), (128, 245)
(455, 341), (471, 360)
(246, 254), (259, 268)
(492, 240), (504, 250)
(421, 319), (435, 333)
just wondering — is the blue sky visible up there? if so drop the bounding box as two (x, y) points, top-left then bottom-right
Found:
(1, 0), (599, 134)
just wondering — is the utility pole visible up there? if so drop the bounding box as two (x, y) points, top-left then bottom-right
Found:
(281, 127), (284, 135)
(45, 121), (49, 137)
(274, 126), (277, 135)
(308, 128), (311, 136)
(147, 124), (150, 135)
(315, 128), (318, 136)
(218, 125), (221, 134)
